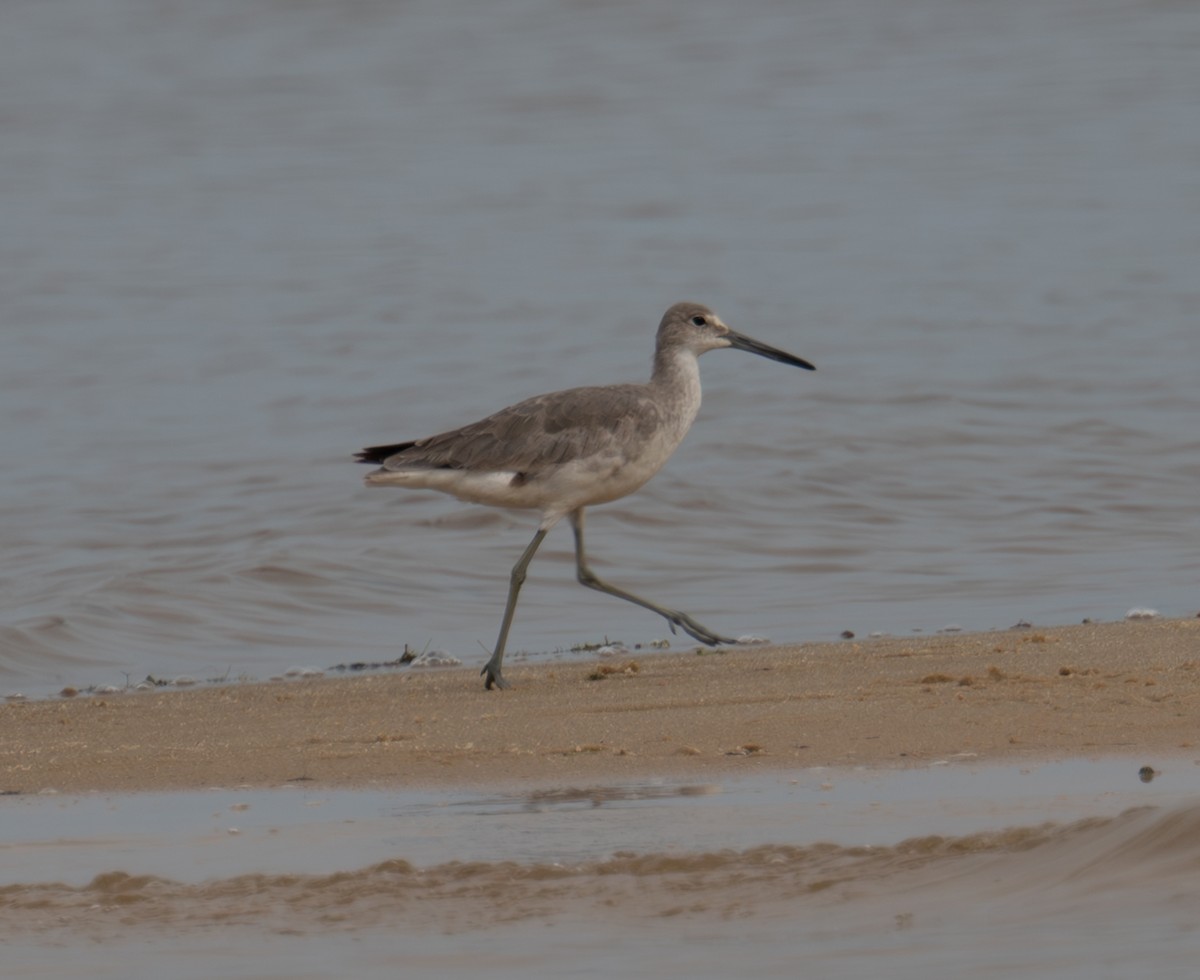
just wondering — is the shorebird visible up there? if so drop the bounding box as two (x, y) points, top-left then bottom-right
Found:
(356, 301), (815, 690)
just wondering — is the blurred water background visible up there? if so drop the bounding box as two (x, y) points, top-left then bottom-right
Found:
(2, 0), (1198, 692)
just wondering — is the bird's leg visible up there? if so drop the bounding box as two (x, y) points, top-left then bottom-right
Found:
(568, 509), (737, 646)
(481, 527), (549, 690)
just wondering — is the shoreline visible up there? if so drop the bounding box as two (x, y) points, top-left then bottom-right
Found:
(2, 617), (1197, 795)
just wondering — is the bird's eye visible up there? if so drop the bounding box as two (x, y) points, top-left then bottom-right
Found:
(690, 315), (707, 327)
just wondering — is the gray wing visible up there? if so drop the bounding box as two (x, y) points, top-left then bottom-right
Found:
(374, 384), (663, 474)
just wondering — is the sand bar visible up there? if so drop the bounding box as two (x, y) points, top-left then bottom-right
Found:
(2, 617), (1197, 795)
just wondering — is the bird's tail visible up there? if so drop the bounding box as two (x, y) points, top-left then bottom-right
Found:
(354, 441), (416, 464)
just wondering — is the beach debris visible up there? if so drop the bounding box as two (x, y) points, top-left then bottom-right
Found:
(1125, 607), (1159, 620)
(408, 649), (461, 668)
(327, 654), (413, 672)
(1138, 765), (1158, 783)
(588, 661), (640, 680)
(920, 673), (956, 684)
(570, 637), (625, 653)
(840, 630), (855, 640)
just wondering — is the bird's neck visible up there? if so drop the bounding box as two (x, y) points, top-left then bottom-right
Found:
(650, 346), (703, 420)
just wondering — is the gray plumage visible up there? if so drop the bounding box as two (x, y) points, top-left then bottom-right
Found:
(357, 301), (814, 689)
(359, 383), (666, 476)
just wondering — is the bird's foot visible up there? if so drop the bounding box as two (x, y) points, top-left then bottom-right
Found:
(665, 611), (738, 647)
(481, 661), (510, 691)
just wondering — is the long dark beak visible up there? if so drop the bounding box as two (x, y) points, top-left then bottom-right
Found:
(725, 329), (815, 371)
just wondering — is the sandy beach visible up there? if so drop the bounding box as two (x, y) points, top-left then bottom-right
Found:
(3, 616), (1200, 979)
(3, 617), (1197, 795)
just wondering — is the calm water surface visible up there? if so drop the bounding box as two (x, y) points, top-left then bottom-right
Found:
(2, 0), (1198, 696)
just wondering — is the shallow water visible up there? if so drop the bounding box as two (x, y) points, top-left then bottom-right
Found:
(2, 0), (1199, 694)
(2, 758), (1199, 978)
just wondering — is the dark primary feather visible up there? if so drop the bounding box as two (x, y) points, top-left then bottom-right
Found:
(355, 441), (416, 464)
(356, 384), (665, 474)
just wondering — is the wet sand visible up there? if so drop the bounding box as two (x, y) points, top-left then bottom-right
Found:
(3, 618), (1200, 975)
(4, 617), (1197, 794)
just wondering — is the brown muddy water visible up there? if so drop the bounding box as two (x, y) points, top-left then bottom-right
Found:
(2, 758), (1199, 978)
